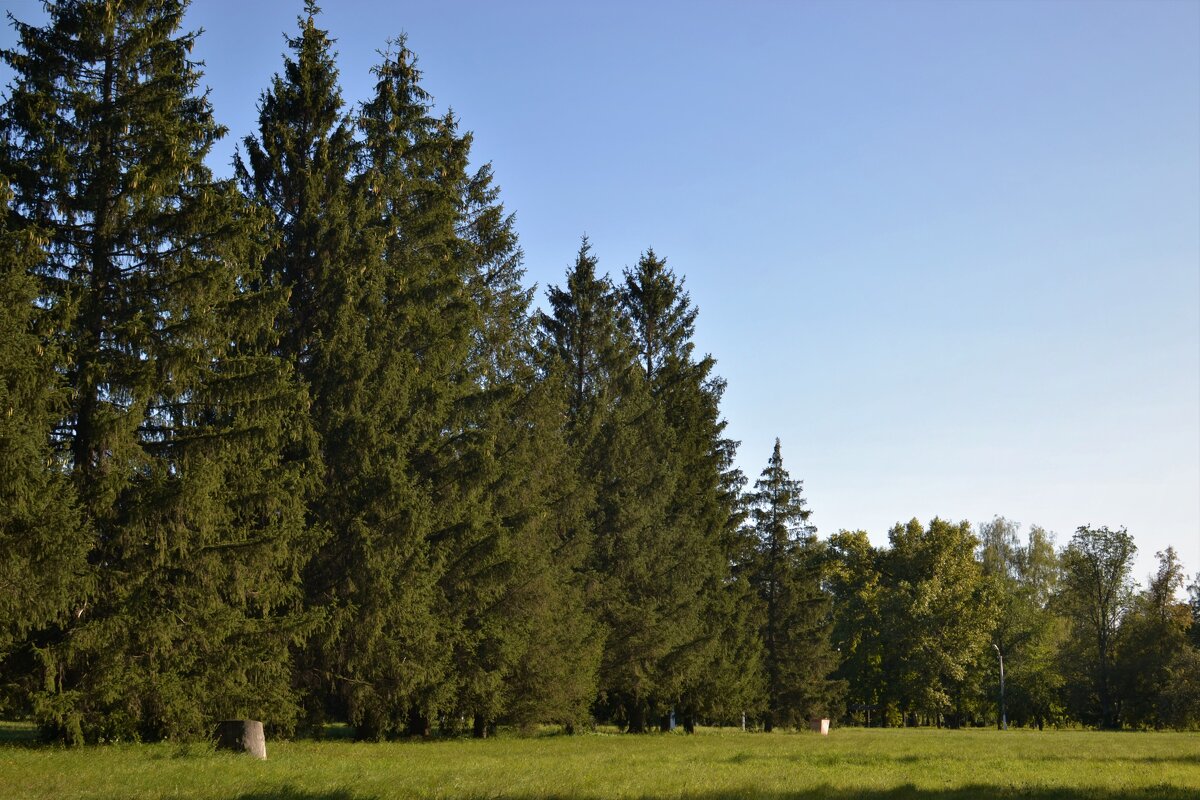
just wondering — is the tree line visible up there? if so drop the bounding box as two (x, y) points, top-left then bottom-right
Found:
(0, 1), (1196, 743)
(829, 520), (1199, 731)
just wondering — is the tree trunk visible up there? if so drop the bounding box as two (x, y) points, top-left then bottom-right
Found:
(472, 715), (488, 739)
(627, 703), (646, 734)
(406, 707), (430, 738)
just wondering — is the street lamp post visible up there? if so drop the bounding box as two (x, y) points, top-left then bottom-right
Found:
(992, 643), (1007, 730)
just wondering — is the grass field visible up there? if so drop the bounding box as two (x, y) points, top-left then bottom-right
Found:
(1, 723), (1197, 799)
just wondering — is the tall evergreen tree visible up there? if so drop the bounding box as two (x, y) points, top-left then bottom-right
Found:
(1, 0), (316, 741)
(436, 110), (601, 737)
(239, 19), (597, 736)
(0, 179), (87, 705)
(692, 438), (766, 727)
(236, 6), (475, 739)
(618, 249), (751, 731)
(540, 243), (680, 732)
(536, 241), (629, 727)
(748, 439), (842, 730)
(540, 237), (625, 448)
(280, 37), (474, 738)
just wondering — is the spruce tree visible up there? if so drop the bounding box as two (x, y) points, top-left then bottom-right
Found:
(238, 5), (456, 737)
(240, 22), (596, 736)
(438, 109), (605, 736)
(292, 35), (467, 740)
(693, 438), (767, 727)
(1, 0), (316, 741)
(617, 249), (748, 731)
(540, 237), (626, 447)
(357, 41), (553, 737)
(540, 244), (756, 732)
(542, 243), (670, 730)
(748, 439), (842, 731)
(0, 178), (87, 711)
(536, 241), (631, 728)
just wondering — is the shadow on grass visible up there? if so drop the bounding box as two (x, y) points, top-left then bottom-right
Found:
(697, 789), (1198, 800)
(230, 787), (1198, 800)
(234, 790), (369, 800)
(785, 751), (1200, 769)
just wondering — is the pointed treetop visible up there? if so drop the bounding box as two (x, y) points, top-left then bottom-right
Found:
(751, 438), (814, 544)
(620, 248), (699, 380)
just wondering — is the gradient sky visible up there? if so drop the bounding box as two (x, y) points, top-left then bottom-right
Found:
(3, 0), (1198, 586)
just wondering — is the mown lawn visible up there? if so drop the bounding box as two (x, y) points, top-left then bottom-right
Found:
(1, 723), (1197, 799)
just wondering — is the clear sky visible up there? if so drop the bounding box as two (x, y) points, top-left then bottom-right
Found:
(3, 0), (1198, 586)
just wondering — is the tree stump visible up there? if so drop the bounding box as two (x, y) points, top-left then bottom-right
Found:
(216, 719), (267, 759)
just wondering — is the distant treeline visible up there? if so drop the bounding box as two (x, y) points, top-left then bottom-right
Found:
(1, 1), (1197, 744)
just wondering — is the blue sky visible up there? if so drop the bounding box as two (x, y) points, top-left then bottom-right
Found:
(3, 0), (1197, 585)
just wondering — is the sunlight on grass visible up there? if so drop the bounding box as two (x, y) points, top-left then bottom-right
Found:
(1, 727), (1197, 799)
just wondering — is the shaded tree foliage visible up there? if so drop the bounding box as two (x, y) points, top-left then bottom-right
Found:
(2, 0), (316, 741)
(748, 440), (842, 730)
(0, 178), (87, 683)
(1058, 525), (1137, 729)
(827, 530), (886, 724)
(1116, 548), (1194, 728)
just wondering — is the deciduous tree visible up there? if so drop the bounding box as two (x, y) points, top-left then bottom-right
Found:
(882, 518), (995, 727)
(1058, 525), (1137, 729)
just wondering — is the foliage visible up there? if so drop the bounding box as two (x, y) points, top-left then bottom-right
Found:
(1058, 525), (1137, 729)
(2, 0), (317, 741)
(1115, 548), (1195, 728)
(827, 530), (887, 722)
(747, 440), (843, 729)
(0, 0), (1192, 743)
(0, 178), (88, 713)
(978, 519), (1065, 729)
(880, 518), (996, 726)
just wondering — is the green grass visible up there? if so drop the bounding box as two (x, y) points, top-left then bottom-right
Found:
(1, 724), (1197, 799)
